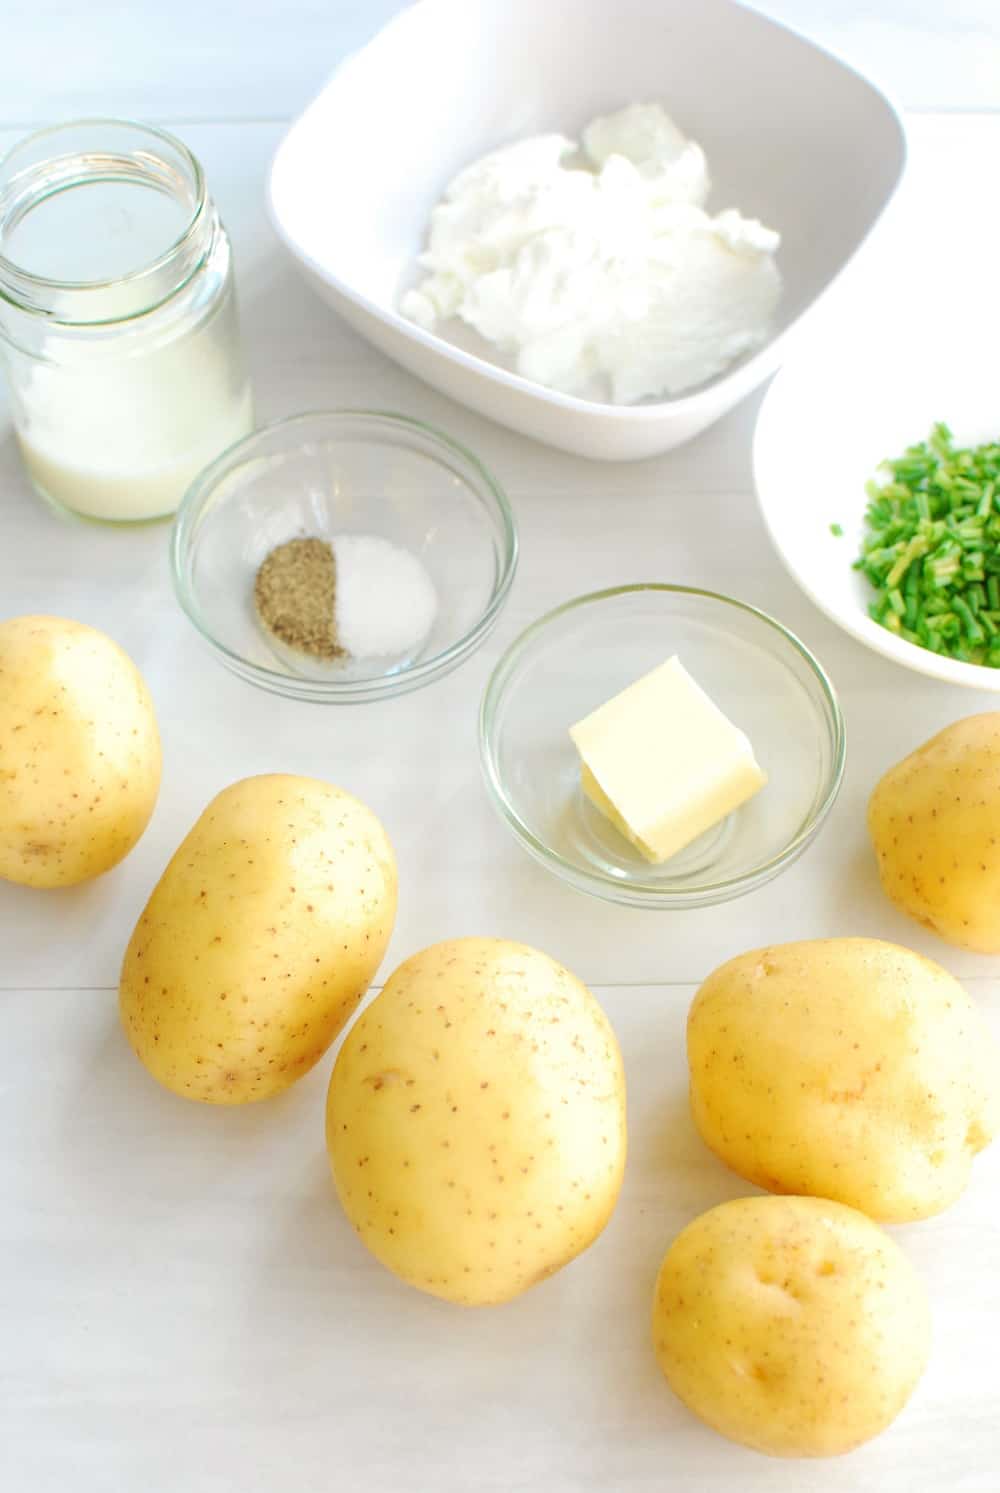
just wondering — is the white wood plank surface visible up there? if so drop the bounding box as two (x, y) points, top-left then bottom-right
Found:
(2, 0), (999, 122)
(3, 4), (1000, 1485)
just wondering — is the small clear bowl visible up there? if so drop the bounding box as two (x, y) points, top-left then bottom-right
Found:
(480, 585), (846, 909)
(171, 410), (518, 702)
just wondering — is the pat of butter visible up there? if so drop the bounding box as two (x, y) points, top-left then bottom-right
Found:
(568, 656), (766, 864)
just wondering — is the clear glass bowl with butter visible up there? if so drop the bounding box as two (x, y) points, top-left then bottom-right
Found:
(480, 585), (846, 909)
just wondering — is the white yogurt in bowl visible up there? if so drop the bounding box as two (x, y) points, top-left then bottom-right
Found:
(401, 104), (782, 404)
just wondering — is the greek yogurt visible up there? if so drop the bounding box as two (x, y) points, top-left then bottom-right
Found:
(401, 104), (782, 404)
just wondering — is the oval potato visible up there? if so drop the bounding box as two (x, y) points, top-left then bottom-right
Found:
(120, 774), (397, 1104)
(688, 937), (999, 1221)
(652, 1195), (930, 1458)
(0, 614), (160, 887)
(869, 712), (1000, 952)
(326, 937), (626, 1305)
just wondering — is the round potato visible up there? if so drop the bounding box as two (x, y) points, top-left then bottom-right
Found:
(652, 1195), (930, 1458)
(688, 938), (999, 1221)
(0, 614), (160, 887)
(869, 712), (1000, 952)
(120, 774), (397, 1104)
(326, 937), (626, 1305)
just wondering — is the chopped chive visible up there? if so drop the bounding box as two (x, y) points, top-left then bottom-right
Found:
(953, 595), (985, 644)
(855, 422), (1000, 666)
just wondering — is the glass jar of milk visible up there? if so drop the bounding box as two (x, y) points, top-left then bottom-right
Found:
(0, 120), (253, 523)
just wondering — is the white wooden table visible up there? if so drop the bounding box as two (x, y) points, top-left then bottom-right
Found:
(3, 5), (999, 1490)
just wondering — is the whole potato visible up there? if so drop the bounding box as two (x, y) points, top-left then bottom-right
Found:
(652, 1195), (930, 1458)
(326, 937), (626, 1305)
(869, 712), (1000, 952)
(120, 774), (396, 1104)
(688, 938), (999, 1221)
(0, 615), (160, 887)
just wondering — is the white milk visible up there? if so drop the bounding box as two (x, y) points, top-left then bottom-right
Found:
(0, 123), (254, 524)
(18, 386), (254, 522)
(14, 293), (254, 523)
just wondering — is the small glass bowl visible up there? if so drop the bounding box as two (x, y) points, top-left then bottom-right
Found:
(480, 585), (846, 909)
(171, 411), (518, 702)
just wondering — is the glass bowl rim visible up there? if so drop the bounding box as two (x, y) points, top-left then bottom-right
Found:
(479, 583), (847, 903)
(170, 408), (519, 701)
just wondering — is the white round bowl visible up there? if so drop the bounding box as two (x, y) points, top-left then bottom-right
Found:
(754, 328), (1000, 691)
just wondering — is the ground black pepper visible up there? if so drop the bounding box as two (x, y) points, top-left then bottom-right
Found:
(253, 537), (344, 659)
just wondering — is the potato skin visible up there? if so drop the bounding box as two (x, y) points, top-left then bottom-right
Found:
(869, 713), (1000, 952)
(119, 774), (397, 1104)
(688, 938), (999, 1222)
(652, 1195), (930, 1458)
(0, 615), (160, 887)
(326, 937), (626, 1305)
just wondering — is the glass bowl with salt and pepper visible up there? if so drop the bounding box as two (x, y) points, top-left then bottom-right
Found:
(0, 120), (253, 524)
(171, 411), (518, 702)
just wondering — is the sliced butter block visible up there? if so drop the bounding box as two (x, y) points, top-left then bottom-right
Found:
(568, 656), (766, 864)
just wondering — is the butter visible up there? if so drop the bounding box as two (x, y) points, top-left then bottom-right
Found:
(568, 656), (766, 864)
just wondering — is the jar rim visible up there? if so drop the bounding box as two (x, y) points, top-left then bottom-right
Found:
(0, 118), (211, 323)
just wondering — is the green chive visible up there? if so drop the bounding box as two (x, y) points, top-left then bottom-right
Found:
(953, 595), (985, 644)
(855, 423), (1000, 666)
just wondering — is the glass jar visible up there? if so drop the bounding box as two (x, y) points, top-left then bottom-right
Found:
(0, 119), (254, 524)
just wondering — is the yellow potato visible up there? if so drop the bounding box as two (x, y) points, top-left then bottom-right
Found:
(120, 774), (396, 1104)
(0, 614), (160, 887)
(652, 1195), (930, 1458)
(869, 712), (1000, 952)
(688, 938), (999, 1221)
(326, 937), (626, 1305)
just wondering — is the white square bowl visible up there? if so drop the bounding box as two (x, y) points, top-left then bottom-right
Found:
(269, 0), (905, 462)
